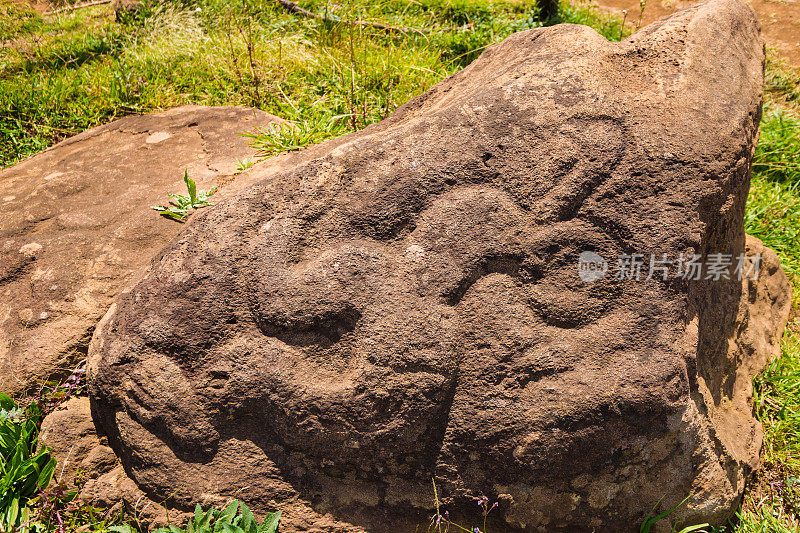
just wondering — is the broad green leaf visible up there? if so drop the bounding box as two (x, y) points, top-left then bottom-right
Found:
(188, 503), (206, 533)
(0, 394), (15, 411)
(36, 456), (55, 488)
(158, 209), (187, 222)
(185, 170), (198, 206)
(198, 507), (214, 528)
(10, 447), (22, 471)
(238, 502), (256, 533)
(19, 471), (39, 497)
(216, 500), (240, 526)
(5, 496), (19, 528)
(166, 194), (192, 210)
(257, 511), (281, 533)
(17, 504), (31, 533)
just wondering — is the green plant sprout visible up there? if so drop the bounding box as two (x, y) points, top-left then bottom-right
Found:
(243, 119), (348, 158)
(153, 500), (280, 533)
(639, 494), (710, 533)
(152, 170), (217, 223)
(234, 157), (254, 172)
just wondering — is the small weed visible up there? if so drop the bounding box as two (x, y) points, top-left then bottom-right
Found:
(427, 480), (499, 533)
(639, 494), (709, 533)
(636, 0), (646, 29)
(243, 119), (348, 157)
(235, 157), (254, 172)
(154, 500), (280, 533)
(152, 170), (217, 222)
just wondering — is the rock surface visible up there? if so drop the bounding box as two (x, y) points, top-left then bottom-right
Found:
(88, 1), (788, 531)
(39, 397), (190, 529)
(39, 397), (117, 489)
(595, 0), (800, 68)
(0, 105), (280, 395)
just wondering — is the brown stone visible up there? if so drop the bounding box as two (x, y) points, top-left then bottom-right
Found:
(39, 397), (188, 530)
(0, 106), (280, 396)
(39, 397), (115, 489)
(113, 0), (142, 21)
(85, 0), (789, 531)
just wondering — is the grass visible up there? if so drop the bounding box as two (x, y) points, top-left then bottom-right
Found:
(0, 0), (626, 167)
(739, 54), (800, 532)
(0, 0), (799, 531)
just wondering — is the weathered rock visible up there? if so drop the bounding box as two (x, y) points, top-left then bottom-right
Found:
(88, 1), (788, 531)
(0, 106), (280, 396)
(39, 397), (117, 489)
(39, 397), (190, 529)
(113, 0), (142, 21)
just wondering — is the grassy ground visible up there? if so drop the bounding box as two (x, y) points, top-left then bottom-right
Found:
(0, 0), (625, 166)
(738, 55), (800, 533)
(1, 0), (800, 531)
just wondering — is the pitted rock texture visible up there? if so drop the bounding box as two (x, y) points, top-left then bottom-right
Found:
(0, 105), (280, 395)
(89, 1), (789, 531)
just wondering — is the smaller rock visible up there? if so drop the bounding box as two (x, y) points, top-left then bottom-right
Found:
(113, 0), (142, 21)
(39, 397), (116, 489)
(18, 243), (42, 257)
(0, 105), (281, 396)
(40, 397), (187, 529)
(81, 465), (191, 529)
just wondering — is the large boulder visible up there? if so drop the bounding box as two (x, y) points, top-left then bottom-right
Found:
(0, 106), (280, 396)
(88, 1), (789, 531)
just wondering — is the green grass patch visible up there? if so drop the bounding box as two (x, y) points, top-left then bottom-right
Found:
(741, 79), (800, 532)
(745, 176), (800, 281)
(766, 51), (800, 111)
(0, 0), (627, 166)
